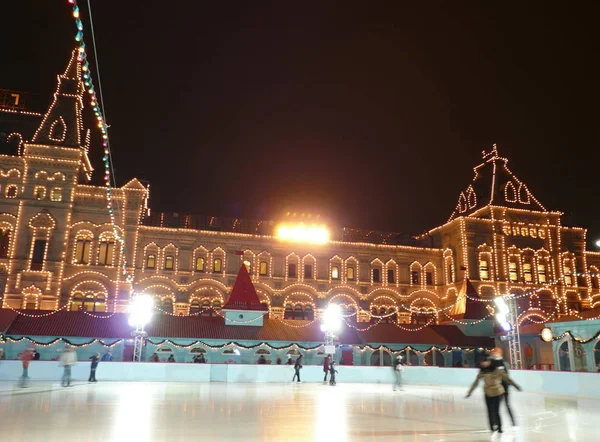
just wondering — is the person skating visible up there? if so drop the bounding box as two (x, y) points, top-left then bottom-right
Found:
(101, 349), (113, 361)
(329, 361), (338, 386)
(60, 346), (77, 387)
(292, 354), (303, 383)
(487, 347), (516, 427)
(257, 355), (267, 364)
(393, 354), (405, 391)
(18, 347), (34, 388)
(89, 353), (100, 382)
(466, 361), (522, 438)
(323, 355), (330, 383)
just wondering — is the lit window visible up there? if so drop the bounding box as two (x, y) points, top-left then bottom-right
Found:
(347, 266), (355, 281)
(146, 254), (156, 269)
(509, 261), (518, 282)
(50, 187), (62, 202)
(288, 263), (297, 278)
(373, 268), (381, 283)
(523, 262), (533, 283)
(94, 296), (107, 312)
(165, 255), (174, 270)
(304, 264), (313, 279)
(34, 186), (46, 200)
(332, 266), (340, 280)
(479, 260), (490, 281)
(75, 238), (91, 264)
(259, 261), (268, 276)
(70, 294), (83, 311)
(6, 185), (17, 198)
(213, 258), (222, 273)
(0, 229), (11, 259)
(538, 263), (547, 283)
(387, 269), (395, 284)
(411, 271), (420, 285)
(195, 257), (205, 272)
(564, 265), (573, 286)
(426, 271), (433, 285)
(98, 238), (115, 266)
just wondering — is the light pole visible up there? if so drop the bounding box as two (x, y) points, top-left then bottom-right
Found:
(128, 295), (154, 362)
(494, 296), (522, 369)
(320, 304), (342, 356)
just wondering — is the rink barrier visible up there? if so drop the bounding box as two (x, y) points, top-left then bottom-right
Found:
(0, 361), (598, 397)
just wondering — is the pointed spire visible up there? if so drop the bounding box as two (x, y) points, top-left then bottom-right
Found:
(31, 49), (85, 148)
(223, 265), (268, 311)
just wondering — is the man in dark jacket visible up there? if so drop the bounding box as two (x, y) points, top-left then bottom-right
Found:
(292, 354), (303, 383)
(323, 355), (330, 383)
(487, 347), (516, 426)
(89, 353), (100, 382)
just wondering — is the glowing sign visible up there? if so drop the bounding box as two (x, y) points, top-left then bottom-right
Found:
(276, 223), (330, 244)
(502, 224), (546, 239)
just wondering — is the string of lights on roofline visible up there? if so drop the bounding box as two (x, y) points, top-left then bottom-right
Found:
(67, 0), (131, 282)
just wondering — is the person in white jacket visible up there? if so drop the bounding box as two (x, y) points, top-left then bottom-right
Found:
(60, 346), (77, 387)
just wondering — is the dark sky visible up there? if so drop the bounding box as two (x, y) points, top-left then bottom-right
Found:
(1, 1), (599, 244)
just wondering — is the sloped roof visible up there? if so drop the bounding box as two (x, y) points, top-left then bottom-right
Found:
(0, 309), (17, 333)
(448, 146), (548, 221)
(359, 323), (492, 347)
(223, 265), (268, 311)
(450, 278), (491, 321)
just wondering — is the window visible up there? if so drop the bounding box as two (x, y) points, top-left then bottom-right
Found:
(31, 239), (46, 270)
(288, 263), (297, 278)
(34, 186), (46, 200)
(163, 298), (174, 314)
(523, 262), (533, 283)
(50, 187), (62, 202)
(98, 238), (115, 266)
(94, 296), (107, 312)
(195, 257), (205, 272)
(0, 229), (11, 258)
(347, 266), (355, 281)
(479, 260), (490, 281)
(213, 258), (222, 273)
(387, 269), (395, 284)
(6, 185), (17, 198)
(304, 264), (313, 279)
(70, 294), (83, 311)
(146, 254), (156, 269)
(164, 255), (174, 270)
(259, 261), (268, 276)
(538, 263), (547, 283)
(25, 299), (37, 310)
(592, 276), (599, 290)
(564, 265), (573, 286)
(332, 265), (340, 280)
(189, 300), (201, 315)
(411, 271), (420, 285)
(373, 268), (381, 283)
(75, 238), (91, 264)
(426, 271), (433, 285)
(509, 262), (518, 282)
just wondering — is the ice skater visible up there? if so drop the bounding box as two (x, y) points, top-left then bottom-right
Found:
(60, 346), (77, 387)
(466, 360), (522, 438)
(329, 361), (338, 385)
(323, 354), (330, 383)
(89, 353), (100, 382)
(487, 347), (516, 426)
(18, 347), (34, 388)
(292, 354), (303, 383)
(393, 354), (405, 391)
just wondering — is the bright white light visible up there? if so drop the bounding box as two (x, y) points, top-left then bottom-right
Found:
(494, 297), (509, 315)
(495, 313), (507, 324)
(321, 304), (342, 333)
(501, 322), (512, 332)
(128, 295), (154, 328)
(596, 239), (600, 248)
(276, 223), (330, 244)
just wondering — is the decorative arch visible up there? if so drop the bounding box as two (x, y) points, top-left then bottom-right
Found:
(344, 256), (359, 283)
(301, 253), (316, 281)
(161, 243), (179, 272)
(285, 252), (300, 281)
(210, 247), (226, 275)
(143, 242), (160, 272)
(22, 285), (42, 310)
(409, 261), (423, 286)
(505, 182), (517, 203)
(256, 250), (272, 279)
(329, 255), (343, 283)
(283, 291), (316, 320)
(48, 117), (67, 142)
(192, 245), (209, 274)
(518, 183), (531, 204)
(458, 192), (467, 213)
(384, 259), (399, 287)
(371, 258), (384, 284)
(409, 297), (438, 324)
(72, 229), (94, 265)
(69, 280), (109, 312)
(466, 185), (477, 209)
(423, 262), (437, 286)
(443, 249), (456, 284)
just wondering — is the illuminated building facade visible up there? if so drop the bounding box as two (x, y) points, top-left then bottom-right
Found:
(1, 50), (599, 330)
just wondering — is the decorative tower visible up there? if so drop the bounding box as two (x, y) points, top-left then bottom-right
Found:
(222, 265), (268, 326)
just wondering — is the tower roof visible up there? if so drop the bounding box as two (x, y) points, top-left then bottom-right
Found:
(223, 265), (268, 311)
(31, 49), (85, 149)
(447, 145), (547, 222)
(460, 278), (490, 320)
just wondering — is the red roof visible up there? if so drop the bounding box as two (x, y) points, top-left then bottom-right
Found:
(0, 309), (17, 333)
(358, 323), (493, 347)
(460, 278), (490, 320)
(222, 265), (268, 311)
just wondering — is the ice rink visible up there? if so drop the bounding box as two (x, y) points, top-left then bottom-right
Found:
(0, 380), (596, 441)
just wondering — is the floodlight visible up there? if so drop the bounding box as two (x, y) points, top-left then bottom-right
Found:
(322, 304), (342, 333)
(540, 327), (553, 343)
(501, 322), (512, 332)
(596, 239), (600, 248)
(494, 297), (509, 315)
(128, 295), (154, 328)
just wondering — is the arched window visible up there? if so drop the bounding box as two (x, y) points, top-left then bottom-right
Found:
(387, 269), (395, 284)
(411, 270), (420, 285)
(164, 255), (174, 270)
(146, 254), (156, 269)
(294, 304), (304, 320)
(505, 182), (517, 202)
(195, 257), (205, 272)
(508, 260), (518, 282)
(537, 261), (547, 283)
(74, 233), (92, 264)
(259, 261), (268, 276)
(373, 268), (381, 283)
(50, 188), (62, 202)
(98, 235), (115, 266)
(34, 186), (46, 200)
(331, 265), (340, 280)
(0, 229), (11, 259)
(201, 300), (211, 316)
(213, 258), (222, 273)
(479, 259), (490, 280)
(190, 300), (201, 314)
(346, 266), (355, 281)
(70, 294), (83, 311)
(212, 300), (222, 311)
(284, 304), (293, 319)
(305, 305), (314, 320)
(95, 295), (107, 312)
(163, 298), (174, 314)
(558, 341), (570, 371)
(6, 185), (18, 199)
(82, 295), (95, 312)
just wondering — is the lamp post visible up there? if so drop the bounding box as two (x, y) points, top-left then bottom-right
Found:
(494, 296), (522, 369)
(320, 304), (342, 357)
(128, 295), (154, 362)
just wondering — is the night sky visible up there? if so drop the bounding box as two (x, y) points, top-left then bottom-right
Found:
(1, 1), (599, 244)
